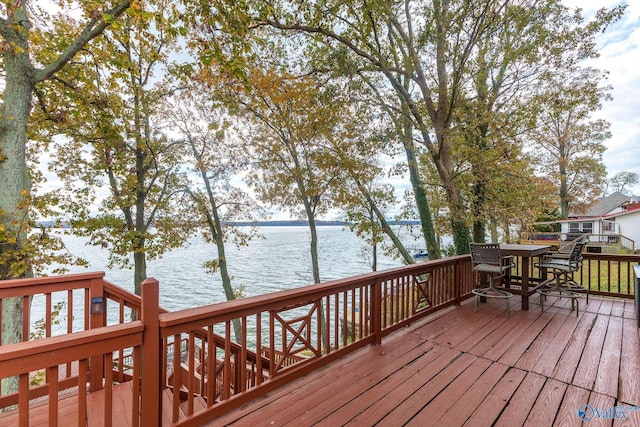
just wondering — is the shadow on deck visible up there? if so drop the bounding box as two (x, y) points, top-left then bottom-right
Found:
(213, 296), (640, 426)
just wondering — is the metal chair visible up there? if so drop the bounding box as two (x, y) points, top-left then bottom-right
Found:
(537, 238), (588, 316)
(470, 243), (514, 317)
(541, 235), (590, 302)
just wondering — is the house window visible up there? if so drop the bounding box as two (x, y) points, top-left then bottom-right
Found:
(569, 222), (580, 233)
(582, 222), (593, 233)
(603, 222), (613, 232)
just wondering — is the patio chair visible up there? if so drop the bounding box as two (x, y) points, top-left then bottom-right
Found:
(540, 235), (590, 302)
(536, 238), (588, 316)
(470, 243), (514, 317)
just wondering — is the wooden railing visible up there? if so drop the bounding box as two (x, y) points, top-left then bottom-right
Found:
(505, 252), (640, 298)
(0, 272), (144, 426)
(0, 322), (144, 426)
(521, 232), (636, 252)
(579, 253), (640, 297)
(154, 256), (473, 425)
(0, 251), (637, 426)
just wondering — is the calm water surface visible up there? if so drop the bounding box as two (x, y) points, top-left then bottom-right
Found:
(49, 226), (411, 312)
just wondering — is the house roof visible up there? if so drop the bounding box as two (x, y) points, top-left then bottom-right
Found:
(568, 191), (630, 218)
(603, 201), (640, 219)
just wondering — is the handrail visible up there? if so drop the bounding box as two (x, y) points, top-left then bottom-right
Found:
(0, 322), (143, 374)
(0, 271), (104, 298)
(159, 256), (468, 332)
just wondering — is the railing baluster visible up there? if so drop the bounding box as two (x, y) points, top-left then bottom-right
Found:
(22, 295), (29, 342)
(48, 365), (58, 426)
(224, 323), (232, 400)
(78, 359), (87, 427)
(172, 335), (180, 422)
(241, 317), (247, 392)
(45, 293), (52, 338)
(132, 345), (140, 427)
(255, 314), (263, 386)
(19, 373), (29, 427)
(206, 326), (215, 403)
(104, 352), (113, 427)
(187, 331), (195, 415)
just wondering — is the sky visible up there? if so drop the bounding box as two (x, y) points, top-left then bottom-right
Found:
(562, 1), (640, 194)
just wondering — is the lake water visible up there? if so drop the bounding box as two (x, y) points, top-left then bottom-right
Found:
(49, 226), (413, 312)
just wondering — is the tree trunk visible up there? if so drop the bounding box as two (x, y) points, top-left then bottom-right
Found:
(472, 181), (487, 243)
(402, 129), (440, 259)
(398, 81), (440, 259)
(133, 250), (147, 296)
(304, 200), (330, 352)
(559, 149), (569, 217)
(308, 212), (321, 285)
(434, 154), (472, 255)
(0, 7), (34, 396)
(211, 205), (242, 342)
(369, 206), (378, 272)
(355, 179), (414, 265)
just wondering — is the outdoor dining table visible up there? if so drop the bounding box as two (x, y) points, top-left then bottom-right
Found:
(500, 243), (551, 310)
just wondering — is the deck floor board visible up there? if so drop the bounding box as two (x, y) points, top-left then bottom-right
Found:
(213, 296), (640, 427)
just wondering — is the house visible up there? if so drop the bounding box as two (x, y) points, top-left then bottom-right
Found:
(558, 192), (640, 252)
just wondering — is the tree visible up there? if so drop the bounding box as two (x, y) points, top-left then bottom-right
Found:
(314, 47), (442, 259)
(0, 0), (134, 397)
(248, 0), (525, 255)
(241, 68), (348, 284)
(163, 87), (262, 341)
(239, 67), (355, 351)
(331, 132), (416, 266)
(607, 172), (639, 195)
(204, 0), (625, 254)
(530, 66), (610, 217)
(37, 0), (188, 297)
(443, 1), (623, 242)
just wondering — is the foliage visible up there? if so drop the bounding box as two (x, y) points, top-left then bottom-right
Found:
(31, 0), (191, 294)
(0, 0), (137, 279)
(240, 67), (354, 284)
(0, 2), (138, 391)
(529, 66), (611, 217)
(161, 84), (264, 331)
(607, 172), (639, 196)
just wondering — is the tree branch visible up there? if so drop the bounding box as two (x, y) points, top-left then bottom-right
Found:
(33, 1), (132, 82)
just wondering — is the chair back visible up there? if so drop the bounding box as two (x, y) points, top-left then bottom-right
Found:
(470, 243), (502, 265)
(569, 239), (588, 262)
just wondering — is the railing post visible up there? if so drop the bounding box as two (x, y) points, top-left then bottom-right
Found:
(371, 279), (382, 345)
(141, 278), (161, 427)
(89, 277), (105, 392)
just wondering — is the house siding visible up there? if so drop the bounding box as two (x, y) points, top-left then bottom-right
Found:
(615, 213), (640, 246)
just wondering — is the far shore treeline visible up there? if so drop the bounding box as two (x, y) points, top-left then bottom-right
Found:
(35, 220), (421, 229)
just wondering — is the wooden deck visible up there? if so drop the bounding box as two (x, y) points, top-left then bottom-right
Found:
(213, 295), (640, 426)
(1, 294), (638, 426)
